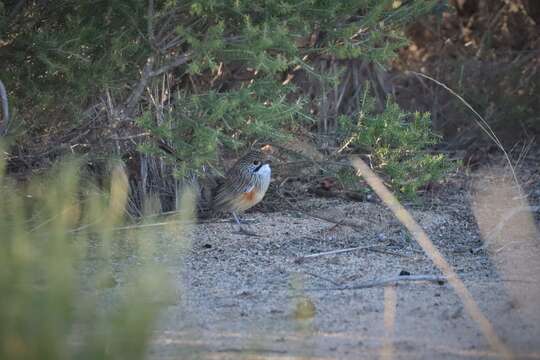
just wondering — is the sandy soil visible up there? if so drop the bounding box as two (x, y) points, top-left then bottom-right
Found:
(96, 159), (540, 359)
(133, 161), (540, 359)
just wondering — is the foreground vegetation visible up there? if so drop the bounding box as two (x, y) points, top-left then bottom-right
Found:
(0, 155), (195, 359)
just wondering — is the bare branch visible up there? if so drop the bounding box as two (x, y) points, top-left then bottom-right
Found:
(124, 52), (191, 116)
(307, 274), (447, 291)
(298, 244), (385, 260)
(125, 57), (155, 114)
(150, 52), (191, 77)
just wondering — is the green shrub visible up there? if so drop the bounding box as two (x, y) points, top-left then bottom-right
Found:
(136, 79), (307, 177)
(1, 0), (437, 174)
(338, 90), (455, 199)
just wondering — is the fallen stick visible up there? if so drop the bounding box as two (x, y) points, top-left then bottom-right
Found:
(307, 275), (447, 292)
(300, 244), (384, 259)
(297, 243), (412, 262)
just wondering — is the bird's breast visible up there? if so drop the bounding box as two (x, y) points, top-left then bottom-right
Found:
(232, 164), (271, 212)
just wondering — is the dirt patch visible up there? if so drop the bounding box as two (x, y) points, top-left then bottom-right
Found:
(131, 158), (540, 359)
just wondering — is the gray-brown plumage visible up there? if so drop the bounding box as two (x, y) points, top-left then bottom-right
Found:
(211, 150), (272, 215)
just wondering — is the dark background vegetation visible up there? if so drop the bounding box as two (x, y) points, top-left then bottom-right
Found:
(1, 0), (538, 211)
(396, 0), (540, 148)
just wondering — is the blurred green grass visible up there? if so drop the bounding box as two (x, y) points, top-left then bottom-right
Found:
(0, 151), (194, 360)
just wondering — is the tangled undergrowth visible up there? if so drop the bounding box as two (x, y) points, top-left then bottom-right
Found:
(393, 0), (540, 148)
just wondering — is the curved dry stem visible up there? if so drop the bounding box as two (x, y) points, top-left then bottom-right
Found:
(351, 156), (514, 359)
(411, 71), (521, 196)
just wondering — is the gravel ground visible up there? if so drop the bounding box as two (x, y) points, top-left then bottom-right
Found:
(94, 160), (540, 359)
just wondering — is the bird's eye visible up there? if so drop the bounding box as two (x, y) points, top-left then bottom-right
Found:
(253, 160), (260, 166)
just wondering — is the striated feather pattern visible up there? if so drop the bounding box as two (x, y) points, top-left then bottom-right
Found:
(212, 150), (271, 213)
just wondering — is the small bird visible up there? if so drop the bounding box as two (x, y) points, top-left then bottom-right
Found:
(212, 150), (271, 235)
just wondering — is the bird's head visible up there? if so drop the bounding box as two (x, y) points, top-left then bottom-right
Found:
(238, 150), (271, 175)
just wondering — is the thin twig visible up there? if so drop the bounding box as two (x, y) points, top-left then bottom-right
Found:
(299, 244), (384, 259)
(68, 214), (259, 233)
(367, 248), (412, 258)
(150, 52), (191, 77)
(307, 275), (447, 291)
(125, 52), (191, 115)
(110, 132), (152, 140)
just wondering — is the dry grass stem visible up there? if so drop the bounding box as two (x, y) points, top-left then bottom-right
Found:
(351, 156), (514, 359)
(411, 71), (521, 195)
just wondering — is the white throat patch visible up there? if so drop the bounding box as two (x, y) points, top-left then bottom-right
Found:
(257, 164), (271, 192)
